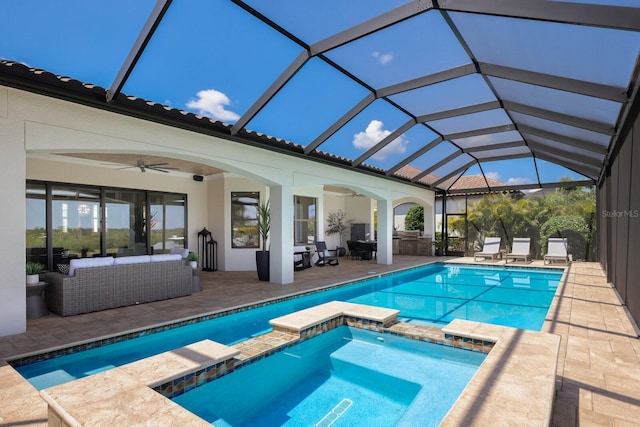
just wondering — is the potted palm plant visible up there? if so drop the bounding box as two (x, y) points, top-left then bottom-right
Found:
(256, 199), (270, 281)
(26, 262), (45, 285)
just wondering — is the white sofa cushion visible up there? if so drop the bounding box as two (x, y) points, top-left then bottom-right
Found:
(150, 254), (182, 262)
(169, 248), (189, 258)
(113, 255), (151, 265)
(69, 257), (115, 276)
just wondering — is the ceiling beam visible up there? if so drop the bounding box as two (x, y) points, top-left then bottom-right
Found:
(386, 136), (443, 175)
(463, 141), (524, 153)
(353, 119), (416, 166)
(412, 151), (463, 182)
(431, 159), (476, 187)
(535, 152), (600, 179)
(445, 124), (516, 141)
(519, 125), (609, 154)
(436, 0), (640, 31)
(376, 63), (476, 97)
(304, 93), (376, 154)
(231, 51), (310, 135)
(475, 153), (532, 162)
(310, 0), (433, 55)
(106, 0), (173, 103)
(480, 63), (627, 103)
(417, 100), (501, 123)
(503, 101), (615, 135)
(446, 179), (595, 194)
(528, 142), (603, 168)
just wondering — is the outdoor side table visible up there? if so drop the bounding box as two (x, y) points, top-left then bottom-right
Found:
(294, 251), (312, 271)
(192, 269), (202, 293)
(26, 281), (49, 319)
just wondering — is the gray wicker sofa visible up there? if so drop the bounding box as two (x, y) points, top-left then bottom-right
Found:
(44, 255), (193, 316)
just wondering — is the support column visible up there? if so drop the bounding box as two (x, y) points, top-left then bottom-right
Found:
(269, 179), (294, 284)
(0, 88), (27, 336)
(376, 197), (393, 265)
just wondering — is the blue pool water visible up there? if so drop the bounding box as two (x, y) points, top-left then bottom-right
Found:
(173, 326), (486, 427)
(14, 263), (561, 390)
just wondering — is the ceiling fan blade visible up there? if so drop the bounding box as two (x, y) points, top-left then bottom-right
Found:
(146, 162), (170, 167)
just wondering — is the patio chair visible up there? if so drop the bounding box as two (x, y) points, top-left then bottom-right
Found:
(544, 237), (569, 264)
(474, 237), (502, 262)
(505, 238), (531, 264)
(314, 241), (339, 266)
(346, 240), (362, 260)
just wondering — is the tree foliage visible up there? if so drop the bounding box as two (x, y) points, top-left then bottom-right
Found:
(326, 210), (353, 247)
(404, 205), (424, 231)
(450, 180), (596, 260)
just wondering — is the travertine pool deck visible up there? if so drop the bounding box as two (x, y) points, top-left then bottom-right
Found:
(1, 257), (639, 426)
(38, 301), (559, 426)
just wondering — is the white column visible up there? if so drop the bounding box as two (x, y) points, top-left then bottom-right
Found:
(0, 88), (27, 336)
(269, 179), (294, 284)
(376, 197), (393, 265)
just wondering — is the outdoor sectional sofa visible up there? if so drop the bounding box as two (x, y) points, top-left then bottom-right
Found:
(44, 254), (193, 316)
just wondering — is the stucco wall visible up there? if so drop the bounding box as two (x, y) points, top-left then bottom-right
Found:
(1, 85), (434, 336)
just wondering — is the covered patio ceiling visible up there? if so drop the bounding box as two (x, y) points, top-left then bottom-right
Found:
(2, 0), (640, 194)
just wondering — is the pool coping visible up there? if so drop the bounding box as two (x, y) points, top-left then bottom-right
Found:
(7, 260), (562, 367)
(38, 301), (561, 426)
(6, 261), (441, 367)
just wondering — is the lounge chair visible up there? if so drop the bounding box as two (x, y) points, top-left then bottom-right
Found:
(314, 241), (339, 266)
(474, 237), (502, 262)
(544, 237), (569, 264)
(505, 238), (531, 264)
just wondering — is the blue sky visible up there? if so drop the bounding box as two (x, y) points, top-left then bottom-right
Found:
(3, 1), (639, 188)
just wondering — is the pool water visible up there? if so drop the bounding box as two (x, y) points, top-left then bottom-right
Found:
(14, 263), (561, 389)
(353, 264), (560, 330)
(173, 326), (486, 427)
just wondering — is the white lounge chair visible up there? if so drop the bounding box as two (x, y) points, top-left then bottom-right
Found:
(544, 237), (569, 264)
(506, 238), (531, 264)
(474, 237), (502, 262)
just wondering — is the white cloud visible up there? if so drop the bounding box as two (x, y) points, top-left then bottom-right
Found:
(485, 172), (500, 181)
(353, 120), (407, 161)
(372, 51), (394, 64)
(507, 177), (533, 185)
(186, 89), (240, 122)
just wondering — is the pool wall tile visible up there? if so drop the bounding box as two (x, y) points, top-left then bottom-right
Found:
(152, 304), (491, 399)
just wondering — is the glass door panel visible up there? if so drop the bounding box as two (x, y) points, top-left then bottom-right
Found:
(26, 183), (48, 269)
(105, 190), (147, 256)
(52, 186), (101, 259)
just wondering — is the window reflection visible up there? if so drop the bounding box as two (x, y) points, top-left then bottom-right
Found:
(25, 181), (187, 271)
(231, 192), (259, 248)
(294, 196), (316, 245)
(26, 183), (47, 267)
(105, 190), (147, 257)
(52, 186), (101, 259)
(150, 193), (186, 252)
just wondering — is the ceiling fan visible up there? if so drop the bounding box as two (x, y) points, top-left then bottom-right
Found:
(108, 159), (179, 173)
(338, 191), (366, 198)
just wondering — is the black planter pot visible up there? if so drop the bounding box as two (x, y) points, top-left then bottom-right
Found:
(435, 248), (443, 256)
(256, 251), (270, 281)
(336, 247), (347, 257)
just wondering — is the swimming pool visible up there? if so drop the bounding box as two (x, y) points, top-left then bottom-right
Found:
(173, 326), (486, 427)
(13, 263), (562, 389)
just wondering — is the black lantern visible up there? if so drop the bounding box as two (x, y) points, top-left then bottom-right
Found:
(198, 227), (217, 271)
